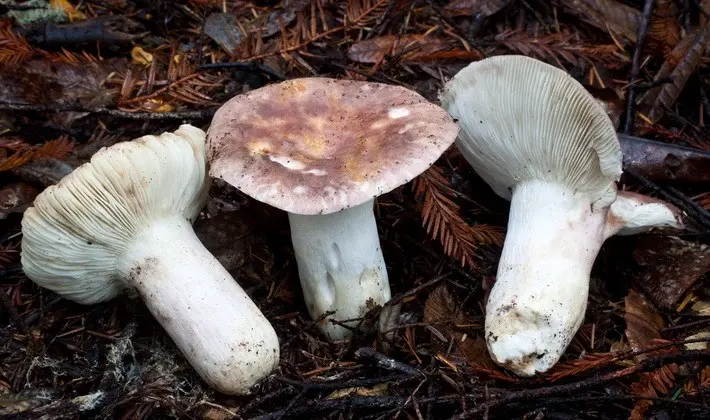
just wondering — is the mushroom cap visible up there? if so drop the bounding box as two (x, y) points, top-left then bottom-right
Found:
(438, 55), (623, 209)
(206, 77), (459, 215)
(609, 190), (684, 236)
(21, 125), (209, 304)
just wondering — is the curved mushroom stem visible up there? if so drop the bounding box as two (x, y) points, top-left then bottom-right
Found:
(485, 180), (609, 376)
(120, 216), (280, 395)
(287, 199), (392, 341)
(486, 182), (684, 376)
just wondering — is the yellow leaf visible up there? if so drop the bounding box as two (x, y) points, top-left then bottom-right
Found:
(147, 99), (174, 113)
(327, 383), (388, 399)
(50, 0), (86, 22)
(691, 300), (710, 316)
(131, 47), (153, 66)
(685, 332), (710, 351)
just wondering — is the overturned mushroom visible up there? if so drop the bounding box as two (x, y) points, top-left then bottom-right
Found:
(439, 55), (683, 376)
(21, 125), (280, 395)
(207, 77), (459, 340)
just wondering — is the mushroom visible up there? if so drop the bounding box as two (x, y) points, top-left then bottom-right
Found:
(438, 55), (683, 376)
(206, 77), (459, 340)
(20, 124), (280, 395)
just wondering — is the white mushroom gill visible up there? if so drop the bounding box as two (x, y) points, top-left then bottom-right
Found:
(287, 199), (391, 340)
(21, 125), (279, 395)
(439, 55), (683, 376)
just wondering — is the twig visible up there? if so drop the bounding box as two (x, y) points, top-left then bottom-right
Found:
(0, 287), (28, 333)
(635, 76), (674, 90)
(274, 373), (413, 392)
(198, 62), (286, 80)
(661, 317), (710, 333)
(449, 350), (710, 419)
(0, 266), (23, 279)
(366, 0), (400, 39)
(0, 102), (217, 120)
(251, 396), (414, 420)
(354, 347), (423, 377)
(421, 0), (478, 51)
(280, 310), (336, 349)
(23, 296), (63, 326)
(20, 18), (139, 45)
(506, 395), (710, 415)
(380, 275), (447, 310)
(623, 0), (655, 134)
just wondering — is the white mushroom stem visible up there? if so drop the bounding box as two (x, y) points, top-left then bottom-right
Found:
(486, 181), (683, 376)
(120, 215), (280, 395)
(485, 179), (609, 376)
(287, 199), (391, 340)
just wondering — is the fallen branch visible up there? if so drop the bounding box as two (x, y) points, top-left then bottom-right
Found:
(0, 102), (217, 120)
(623, 0), (656, 133)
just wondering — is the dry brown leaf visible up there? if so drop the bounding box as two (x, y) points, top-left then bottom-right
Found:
(348, 34), (482, 64)
(443, 0), (512, 17)
(556, 0), (679, 55)
(204, 12), (244, 53)
(0, 149), (34, 172)
(0, 136), (74, 172)
(464, 335), (519, 382)
(116, 52), (221, 111)
(556, 0), (639, 43)
(624, 290), (665, 360)
(327, 383), (388, 399)
(340, 0), (401, 28)
(632, 236), (710, 309)
(684, 365), (710, 395)
(545, 352), (619, 381)
(0, 182), (38, 219)
(640, 23), (710, 123)
(0, 243), (19, 269)
(240, 0), (405, 60)
(422, 284), (508, 378)
(495, 29), (623, 67)
(690, 300), (710, 316)
(646, 0), (682, 55)
(423, 284), (465, 329)
(413, 166), (504, 270)
(629, 364), (679, 420)
(260, 0), (308, 37)
(0, 28), (34, 66)
(0, 58), (126, 110)
(9, 159), (73, 188)
(0, 28), (99, 66)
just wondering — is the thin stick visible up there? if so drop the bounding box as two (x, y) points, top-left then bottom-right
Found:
(198, 62), (286, 80)
(623, 0), (655, 134)
(0, 102), (216, 120)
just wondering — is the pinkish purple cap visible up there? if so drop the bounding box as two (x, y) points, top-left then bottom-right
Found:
(206, 77), (459, 215)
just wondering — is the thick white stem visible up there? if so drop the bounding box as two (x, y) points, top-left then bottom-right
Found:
(485, 180), (608, 376)
(288, 199), (391, 340)
(119, 216), (280, 395)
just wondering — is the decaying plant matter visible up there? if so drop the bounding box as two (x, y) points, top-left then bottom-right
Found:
(1, 1), (710, 419)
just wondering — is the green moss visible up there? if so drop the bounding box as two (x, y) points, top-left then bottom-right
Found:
(1, 0), (68, 26)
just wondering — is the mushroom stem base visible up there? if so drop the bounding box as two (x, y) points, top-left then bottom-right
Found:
(485, 180), (609, 376)
(288, 199), (392, 341)
(120, 216), (280, 395)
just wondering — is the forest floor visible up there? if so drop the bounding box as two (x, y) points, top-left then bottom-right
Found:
(0, 1), (709, 419)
